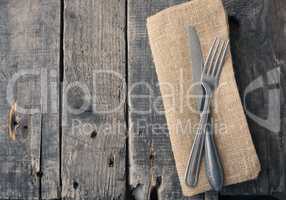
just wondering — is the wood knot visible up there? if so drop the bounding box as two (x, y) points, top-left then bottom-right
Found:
(108, 154), (115, 167)
(36, 171), (43, 178)
(73, 181), (79, 190)
(90, 130), (97, 138)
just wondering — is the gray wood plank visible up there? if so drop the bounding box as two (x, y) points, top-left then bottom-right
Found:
(62, 0), (127, 199)
(0, 0), (60, 199)
(128, 0), (202, 199)
(221, 0), (285, 195)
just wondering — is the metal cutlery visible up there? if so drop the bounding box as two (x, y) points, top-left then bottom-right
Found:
(188, 26), (204, 112)
(185, 34), (229, 188)
(200, 38), (229, 131)
(185, 26), (205, 187)
(204, 109), (224, 191)
(201, 38), (228, 191)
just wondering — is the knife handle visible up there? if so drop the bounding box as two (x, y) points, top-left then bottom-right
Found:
(185, 127), (206, 187)
(185, 93), (211, 187)
(205, 117), (224, 191)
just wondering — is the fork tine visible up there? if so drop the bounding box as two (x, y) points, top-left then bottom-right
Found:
(215, 40), (229, 79)
(210, 40), (225, 76)
(203, 38), (218, 75)
(207, 39), (220, 75)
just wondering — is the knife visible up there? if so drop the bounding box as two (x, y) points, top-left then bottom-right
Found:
(185, 26), (205, 187)
(185, 26), (224, 190)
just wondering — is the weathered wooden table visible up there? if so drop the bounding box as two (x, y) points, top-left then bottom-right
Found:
(0, 0), (284, 199)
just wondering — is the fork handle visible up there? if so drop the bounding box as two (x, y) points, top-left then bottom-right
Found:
(185, 95), (210, 187)
(205, 116), (224, 191)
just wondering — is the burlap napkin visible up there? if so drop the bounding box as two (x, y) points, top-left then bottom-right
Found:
(147, 0), (261, 196)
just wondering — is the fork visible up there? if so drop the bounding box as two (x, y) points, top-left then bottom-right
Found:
(185, 38), (229, 187)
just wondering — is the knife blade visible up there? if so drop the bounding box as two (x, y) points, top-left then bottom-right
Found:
(188, 26), (203, 111)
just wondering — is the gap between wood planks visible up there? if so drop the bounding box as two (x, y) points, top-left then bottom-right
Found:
(124, 0), (132, 199)
(58, 0), (64, 198)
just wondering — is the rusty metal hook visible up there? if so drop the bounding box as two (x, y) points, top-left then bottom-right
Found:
(8, 101), (17, 140)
